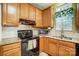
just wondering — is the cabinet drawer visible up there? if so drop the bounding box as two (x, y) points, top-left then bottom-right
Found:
(3, 48), (21, 56)
(49, 38), (58, 44)
(59, 40), (75, 48)
(2, 42), (21, 52)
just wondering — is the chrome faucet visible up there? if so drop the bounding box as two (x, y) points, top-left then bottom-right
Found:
(60, 23), (64, 39)
(60, 27), (72, 40)
(60, 29), (64, 39)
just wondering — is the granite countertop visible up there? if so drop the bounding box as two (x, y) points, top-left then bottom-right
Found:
(0, 37), (21, 46)
(40, 35), (79, 44)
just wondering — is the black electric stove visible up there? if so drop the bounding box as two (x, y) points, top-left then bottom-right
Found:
(18, 30), (39, 56)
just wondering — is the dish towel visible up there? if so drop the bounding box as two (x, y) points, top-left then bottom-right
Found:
(27, 40), (33, 50)
(32, 39), (37, 48)
(27, 39), (37, 50)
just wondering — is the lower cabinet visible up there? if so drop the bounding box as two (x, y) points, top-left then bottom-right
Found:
(39, 37), (48, 53)
(48, 39), (58, 56)
(59, 45), (75, 56)
(39, 37), (44, 52)
(39, 37), (76, 56)
(3, 48), (21, 56)
(58, 41), (76, 56)
(0, 42), (21, 56)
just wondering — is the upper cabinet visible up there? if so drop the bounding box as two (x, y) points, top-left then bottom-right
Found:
(36, 8), (43, 27)
(35, 6), (54, 28)
(2, 3), (53, 28)
(42, 7), (53, 28)
(20, 4), (29, 20)
(3, 3), (19, 26)
(29, 4), (36, 21)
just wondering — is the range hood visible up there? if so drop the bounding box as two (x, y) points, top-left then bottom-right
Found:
(19, 18), (36, 25)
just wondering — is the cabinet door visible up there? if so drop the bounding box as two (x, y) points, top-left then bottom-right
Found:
(0, 46), (2, 56)
(39, 37), (44, 52)
(39, 37), (48, 53)
(59, 45), (75, 56)
(48, 39), (58, 56)
(20, 3), (29, 19)
(42, 7), (51, 28)
(59, 45), (69, 56)
(3, 3), (19, 26)
(43, 37), (49, 53)
(3, 48), (21, 56)
(29, 4), (36, 21)
(36, 8), (43, 27)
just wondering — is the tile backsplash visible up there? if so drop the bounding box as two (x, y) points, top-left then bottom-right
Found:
(48, 27), (79, 39)
(2, 24), (79, 39)
(2, 27), (17, 38)
(2, 24), (39, 39)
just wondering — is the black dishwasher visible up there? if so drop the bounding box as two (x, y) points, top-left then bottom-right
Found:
(76, 43), (79, 56)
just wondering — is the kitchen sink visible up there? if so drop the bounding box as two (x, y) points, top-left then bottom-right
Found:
(53, 36), (73, 40)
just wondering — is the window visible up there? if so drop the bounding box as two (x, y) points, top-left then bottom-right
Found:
(55, 4), (75, 31)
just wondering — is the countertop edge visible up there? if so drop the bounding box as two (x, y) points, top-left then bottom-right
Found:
(0, 38), (21, 46)
(39, 36), (79, 44)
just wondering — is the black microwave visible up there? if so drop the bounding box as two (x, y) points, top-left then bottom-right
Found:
(39, 29), (50, 35)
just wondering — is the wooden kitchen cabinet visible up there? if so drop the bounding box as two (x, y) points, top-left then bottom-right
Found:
(29, 4), (36, 21)
(36, 6), (54, 28)
(59, 45), (67, 56)
(20, 3), (29, 19)
(42, 7), (52, 28)
(58, 41), (76, 56)
(36, 8), (43, 27)
(39, 37), (48, 53)
(39, 37), (44, 52)
(3, 3), (19, 26)
(39, 37), (76, 56)
(0, 42), (21, 56)
(3, 48), (21, 56)
(43, 37), (49, 53)
(59, 45), (75, 56)
(48, 38), (58, 56)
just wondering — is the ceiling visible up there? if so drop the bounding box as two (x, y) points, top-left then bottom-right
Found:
(31, 3), (54, 10)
